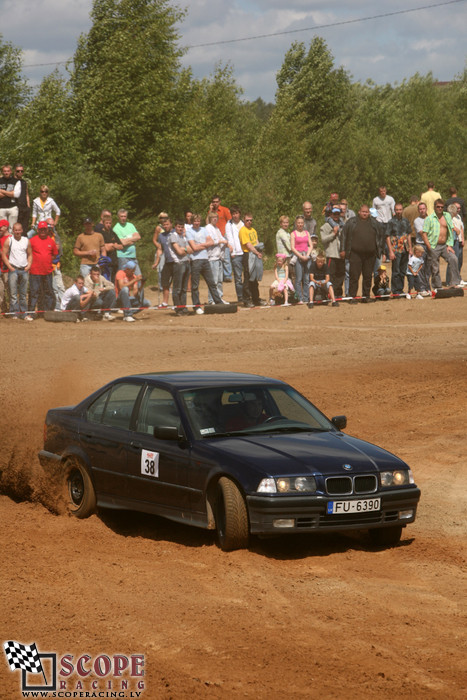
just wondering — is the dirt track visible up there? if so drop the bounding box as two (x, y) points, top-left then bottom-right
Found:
(1, 270), (466, 699)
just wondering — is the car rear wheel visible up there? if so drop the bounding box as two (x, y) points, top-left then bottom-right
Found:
(216, 477), (249, 551)
(63, 459), (96, 518)
(369, 525), (403, 547)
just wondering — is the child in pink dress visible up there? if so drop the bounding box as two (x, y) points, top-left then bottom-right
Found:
(269, 253), (294, 305)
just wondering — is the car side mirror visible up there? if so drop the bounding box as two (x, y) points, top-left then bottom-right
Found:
(331, 415), (347, 430)
(153, 426), (183, 441)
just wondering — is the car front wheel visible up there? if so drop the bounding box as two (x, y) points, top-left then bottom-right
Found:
(63, 459), (96, 518)
(369, 525), (403, 547)
(215, 477), (249, 551)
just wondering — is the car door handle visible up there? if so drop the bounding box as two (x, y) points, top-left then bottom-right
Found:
(130, 441), (142, 450)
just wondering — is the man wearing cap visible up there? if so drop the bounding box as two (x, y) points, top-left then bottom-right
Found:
(29, 221), (58, 316)
(73, 218), (106, 277)
(115, 260), (150, 322)
(320, 206), (345, 297)
(0, 164), (21, 228)
(114, 208), (142, 275)
(2, 222), (33, 320)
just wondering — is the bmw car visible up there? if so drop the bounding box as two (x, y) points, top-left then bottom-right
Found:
(39, 372), (420, 551)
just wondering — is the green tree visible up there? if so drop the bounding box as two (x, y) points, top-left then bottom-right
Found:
(70, 0), (185, 206)
(0, 34), (30, 128)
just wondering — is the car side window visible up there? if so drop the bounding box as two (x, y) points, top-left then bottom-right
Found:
(136, 386), (180, 435)
(87, 383), (142, 430)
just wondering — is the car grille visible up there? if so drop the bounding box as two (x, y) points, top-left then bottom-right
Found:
(326, 474), (377, 495)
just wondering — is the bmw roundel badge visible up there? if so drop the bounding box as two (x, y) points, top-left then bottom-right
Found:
(343, 464), (352, 471)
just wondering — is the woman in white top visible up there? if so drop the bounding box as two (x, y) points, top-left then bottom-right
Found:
(31, 185), (61, 226)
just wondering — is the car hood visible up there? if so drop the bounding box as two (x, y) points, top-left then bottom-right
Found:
(199, 430), (407, 478)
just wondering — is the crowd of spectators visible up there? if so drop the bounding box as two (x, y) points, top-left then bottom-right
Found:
(0, 162), (465, 322)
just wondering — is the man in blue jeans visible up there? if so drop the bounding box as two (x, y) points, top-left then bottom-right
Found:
(115, 260), (150, 323)
(2, 222), (33, 320)
(29, 221), (58, 317)
(186, 214), (222, 314)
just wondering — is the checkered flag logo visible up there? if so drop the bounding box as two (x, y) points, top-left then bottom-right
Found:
(3, 640), (45, 677)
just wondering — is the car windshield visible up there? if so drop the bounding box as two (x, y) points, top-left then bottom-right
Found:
(180, 385), (334, 439)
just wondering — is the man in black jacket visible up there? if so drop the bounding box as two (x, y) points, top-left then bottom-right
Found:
(342, 205), (384, 302)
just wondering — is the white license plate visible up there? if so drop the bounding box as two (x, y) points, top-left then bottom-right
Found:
(327, 498), (381, 515)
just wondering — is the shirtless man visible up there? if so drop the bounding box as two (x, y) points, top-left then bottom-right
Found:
(422, 199), (461, 289)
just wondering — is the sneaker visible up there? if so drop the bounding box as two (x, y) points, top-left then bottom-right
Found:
(24, 315), (33, 322)
(123, 316), (136, 323)
(297, 300), (304, 305)
(415, 294), (423, 300)
(243, 301), (254, 308)
(307, 302), (314, 309)
(117, 308), (124, 315)
(332, 301), (339, 307)
(282, 302), (291, 306)
(221, 299), (230, 305)
(459, 280), (467, 287)
(405, 294), (411, 299)
(258, 299), (268, 306)
(420, 290), (431, 297)
(11, 315), (19, 320)
(269, 299), (275, 306)
(157, 303), (168, 309)
(103, 312), (115, 321)
(195, 306), (204, 315)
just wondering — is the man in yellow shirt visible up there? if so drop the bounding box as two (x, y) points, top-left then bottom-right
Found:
(421, 181), (442, 215)
(239, 213), (266, 307)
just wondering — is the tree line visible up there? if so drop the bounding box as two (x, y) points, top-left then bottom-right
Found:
(1, 0), (465, 275)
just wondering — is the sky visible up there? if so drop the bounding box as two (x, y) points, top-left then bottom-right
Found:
(1, 0), (466, 102)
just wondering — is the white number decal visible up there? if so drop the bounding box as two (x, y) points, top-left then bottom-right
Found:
(141, 449), (159, 478)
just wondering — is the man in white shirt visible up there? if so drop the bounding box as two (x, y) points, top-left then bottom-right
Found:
(225, 207), (244, 304)
(2, 222), (32, 320)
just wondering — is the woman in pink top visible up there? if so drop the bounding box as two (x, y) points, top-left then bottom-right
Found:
(291, 215), (312, 303)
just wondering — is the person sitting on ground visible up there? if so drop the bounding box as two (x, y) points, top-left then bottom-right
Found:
(372, 264), (391, 299)
(61, 275), (95, 321)
(115, 260), (150, 322)
(308, 253), (339, 308)
(84, 265), (117, 320)
(270, 253), (294, 305)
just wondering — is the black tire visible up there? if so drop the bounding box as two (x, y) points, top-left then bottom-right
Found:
(369, 526), (403, 547)
(203, 303), (238, 315)
(63, 459), (96, 518)
(215, 477), (249, 551)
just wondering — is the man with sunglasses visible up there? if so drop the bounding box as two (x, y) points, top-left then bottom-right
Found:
(14, 164), (30, 234)
(421, 198), (461, 289)
(0, 163), (21, 229)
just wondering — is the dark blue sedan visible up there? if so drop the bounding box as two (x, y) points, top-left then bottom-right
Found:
(39, 371), (420, 550)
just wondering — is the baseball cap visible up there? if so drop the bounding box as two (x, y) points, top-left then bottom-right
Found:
(0, 219), (9, 227)
(310, 233), (318, 238)
(83, 217), (93, 224)
(275, 253), (287, 259)
(378, 265), (387, 271)
(332, 207), (341, 213)
(123, 260), (136, 270)
(37, 221), (48, 229)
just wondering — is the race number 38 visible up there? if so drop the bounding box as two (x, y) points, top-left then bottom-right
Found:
(141, 449), (160, 478)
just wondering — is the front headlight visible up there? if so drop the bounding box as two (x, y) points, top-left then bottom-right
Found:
(380, 469), (414, 487)
(257, 476), (317, 493)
